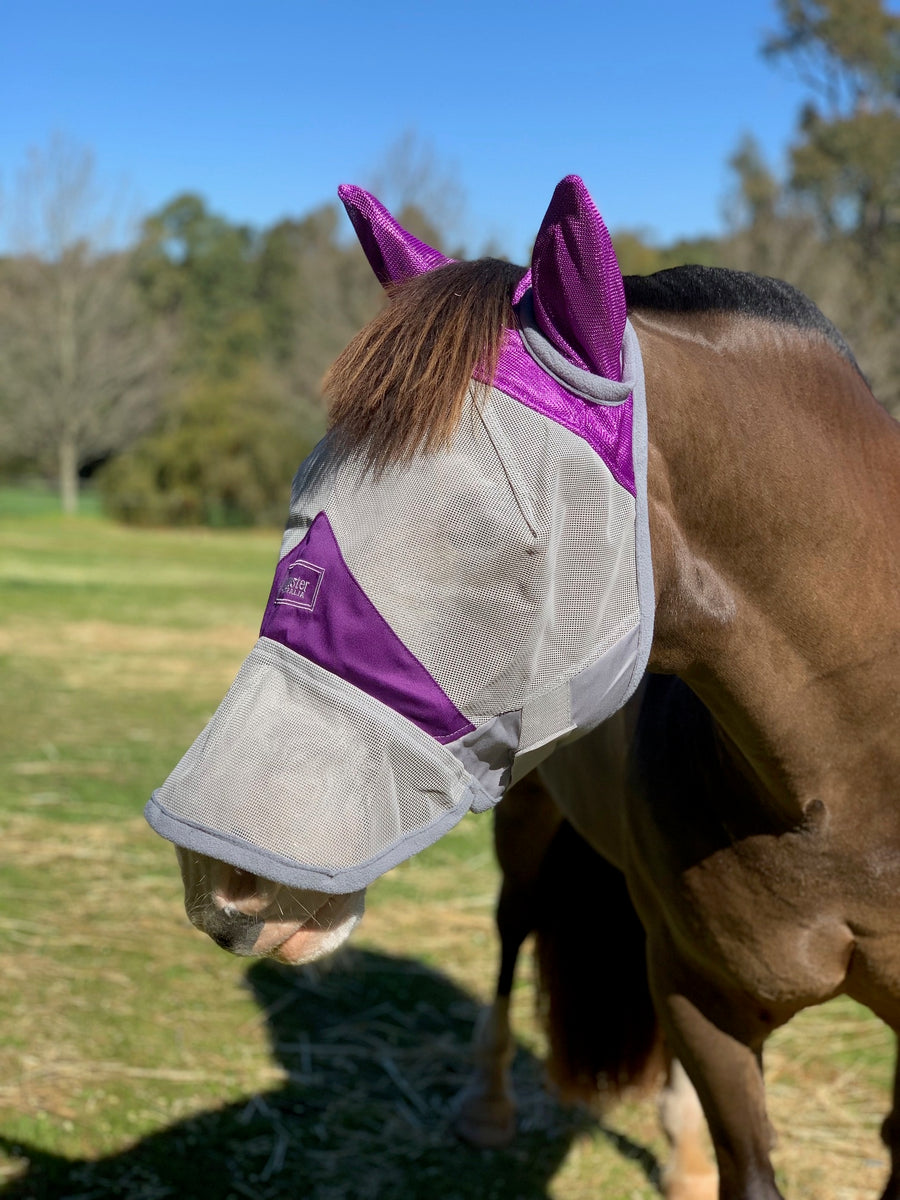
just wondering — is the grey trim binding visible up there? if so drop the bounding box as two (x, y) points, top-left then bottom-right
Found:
(145, 776), (485, 894)
(624, 320), (656, 703)
(568, 622), (642, 734)
(515, 289), (634, 405)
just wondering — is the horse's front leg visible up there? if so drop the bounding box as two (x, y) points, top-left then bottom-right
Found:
(649, 940), (782, 1200)
(454, 774), (563, 1147)
(879, 1035), (900, 1200)
(659, 1057), (718, 1200)
(452, 901), (521, 1147)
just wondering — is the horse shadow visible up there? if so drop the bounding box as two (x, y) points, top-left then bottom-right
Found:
(1, 948), (660, 1199)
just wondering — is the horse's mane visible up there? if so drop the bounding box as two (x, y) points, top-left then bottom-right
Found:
(325, 260), (863, 472)
(325, 258), (526, 473)
(623, 265), (862, 372)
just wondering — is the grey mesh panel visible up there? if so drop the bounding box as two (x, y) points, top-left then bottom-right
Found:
(283, 385), (639, 725)
(518, 679), (574, 754)
(150, 638), (480, 881)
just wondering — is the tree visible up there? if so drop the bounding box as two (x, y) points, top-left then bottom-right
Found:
(0, 137), (165, 512)
(764, 0), (900, 259)
(133, 193), (262, 377)
(260, 205), (382, 427)
(368, 131), (465, 254)
(102, 197), (378, 526)
(95, 137), (467, 527)
(718, 1), (900, 415)
(99, 362), (313, 527)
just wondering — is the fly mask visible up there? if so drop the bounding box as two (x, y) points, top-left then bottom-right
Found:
(145, 176), (654, 893)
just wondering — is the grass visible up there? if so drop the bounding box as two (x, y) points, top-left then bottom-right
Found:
(0, 500), (895, 1199)
(0, 483), (103, 520)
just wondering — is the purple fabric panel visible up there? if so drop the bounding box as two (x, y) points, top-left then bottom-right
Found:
(512, 269), (531, 304)
(338, 184), (452, 286)
(531, 176), (626, 383)
(481, 328), (635, 497)
(260, 512), (474, 744)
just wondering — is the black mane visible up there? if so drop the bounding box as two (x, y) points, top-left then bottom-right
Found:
(623, 265), (860, 370)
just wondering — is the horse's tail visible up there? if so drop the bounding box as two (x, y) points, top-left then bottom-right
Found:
(534, 819), (662, 1106)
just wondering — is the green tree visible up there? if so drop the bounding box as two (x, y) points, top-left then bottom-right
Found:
(717, 0), (900, 414)
(103, 195), (385, 526)
(764, 0), (900, 259)
(134, 193), (262, 377)
(99, 362), (312, 527)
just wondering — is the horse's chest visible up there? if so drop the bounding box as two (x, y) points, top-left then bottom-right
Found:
(629, 819), (858, 1011)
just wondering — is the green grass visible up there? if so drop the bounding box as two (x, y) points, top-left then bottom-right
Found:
(0, 502), (894, 1199)
(0, 481), (103, 519)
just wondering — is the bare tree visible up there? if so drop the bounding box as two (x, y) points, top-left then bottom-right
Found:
(368, 131), (466, 253)
(0, 136), (166, 512)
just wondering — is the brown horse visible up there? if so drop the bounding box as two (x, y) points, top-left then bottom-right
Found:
(159, 178), (899, 1200)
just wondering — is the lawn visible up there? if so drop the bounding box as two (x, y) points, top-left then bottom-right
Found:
(0, 494), (893, 1199)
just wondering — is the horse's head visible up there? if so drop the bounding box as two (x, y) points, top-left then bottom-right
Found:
(147, 177), (654, 963)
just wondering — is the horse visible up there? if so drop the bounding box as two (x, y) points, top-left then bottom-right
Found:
(148, 176), (900, 1200)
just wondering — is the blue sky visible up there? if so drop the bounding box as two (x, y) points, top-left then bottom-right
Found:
(2, 0), (814, 259)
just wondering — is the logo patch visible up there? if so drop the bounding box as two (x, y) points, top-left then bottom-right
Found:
(275, 559), (324, 612)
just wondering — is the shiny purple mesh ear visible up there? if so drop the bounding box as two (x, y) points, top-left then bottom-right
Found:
(512, 270), (531, 304)
(530, 176), (625, 382)
(338, 184), (452, 287)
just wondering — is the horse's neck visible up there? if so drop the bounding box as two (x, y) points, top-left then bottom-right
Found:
(634, 309), (900, 815)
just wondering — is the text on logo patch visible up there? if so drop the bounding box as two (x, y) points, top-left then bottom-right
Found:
(275, 559), (324, 612)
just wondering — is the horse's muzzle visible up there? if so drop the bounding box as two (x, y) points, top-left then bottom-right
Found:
(175, 847), (366, 963)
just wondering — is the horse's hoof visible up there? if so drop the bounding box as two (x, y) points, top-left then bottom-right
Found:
(453, 1089), (517, 1148)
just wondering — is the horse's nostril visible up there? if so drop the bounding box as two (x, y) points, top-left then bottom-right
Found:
(205, 909), (265, 956)
(210, 927), (236, 950)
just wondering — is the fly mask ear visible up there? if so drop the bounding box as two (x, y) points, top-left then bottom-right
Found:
(337, 184), (452, 286)
(530, 174), (626, 382)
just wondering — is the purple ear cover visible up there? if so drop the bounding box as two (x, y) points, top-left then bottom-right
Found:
(338, 184), (452, 286)
(512, 270), (532, 304)
(530, 176), (626, 382)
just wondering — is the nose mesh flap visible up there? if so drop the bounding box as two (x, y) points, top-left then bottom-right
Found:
(150, 638), (474, 884)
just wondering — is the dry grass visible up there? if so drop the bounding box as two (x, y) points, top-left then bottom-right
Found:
(0, 616), (255, 695)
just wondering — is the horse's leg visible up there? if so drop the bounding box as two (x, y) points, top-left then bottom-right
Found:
(454, 774), (563, 1148)
(879, 1035), (900, 1200)
(659, 1056), (718, 1200)
(452, 882), (528, 1146)
(649, 943), (782, 1200)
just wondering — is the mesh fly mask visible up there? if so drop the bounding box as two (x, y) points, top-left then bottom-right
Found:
(146, 176), (654, 893)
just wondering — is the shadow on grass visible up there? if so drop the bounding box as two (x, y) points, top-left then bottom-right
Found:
(1, 949), (660, 1200)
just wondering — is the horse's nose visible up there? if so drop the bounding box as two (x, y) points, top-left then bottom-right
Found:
(205, 907), (264, 955)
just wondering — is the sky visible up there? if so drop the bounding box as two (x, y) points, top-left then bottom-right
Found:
(1, 0), (814, 260)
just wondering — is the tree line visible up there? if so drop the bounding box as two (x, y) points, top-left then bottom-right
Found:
(1, 0), (897, 522)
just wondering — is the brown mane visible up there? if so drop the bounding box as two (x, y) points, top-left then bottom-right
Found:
(324, 258), (527, 473)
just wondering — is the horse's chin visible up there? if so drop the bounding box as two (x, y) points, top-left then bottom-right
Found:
(265, 894), (366, 965)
